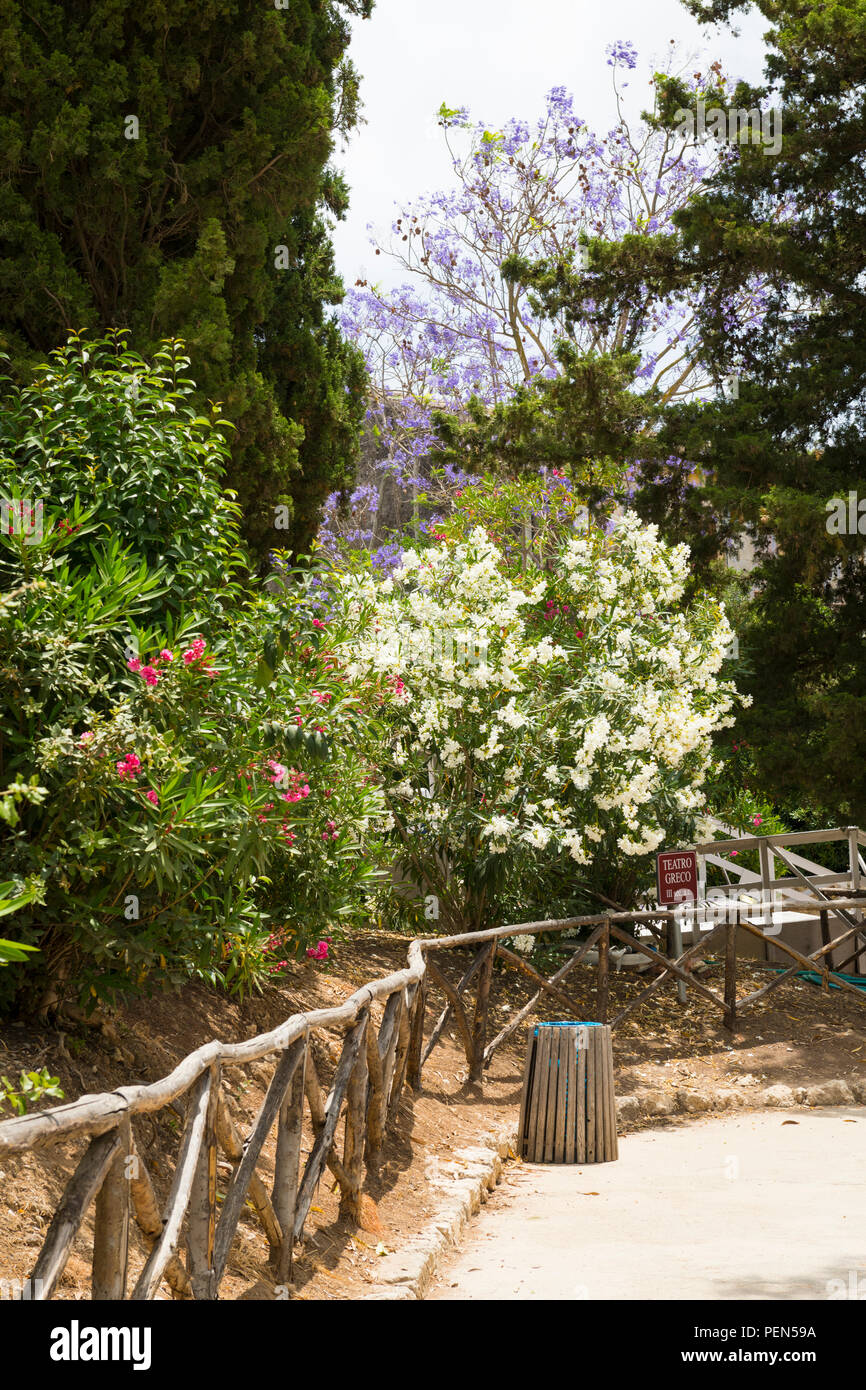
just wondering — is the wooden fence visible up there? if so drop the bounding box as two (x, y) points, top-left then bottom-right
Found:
(1, 898), (864, 1301)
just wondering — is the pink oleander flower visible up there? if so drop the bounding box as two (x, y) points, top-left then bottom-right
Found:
(78, 731), (95, 747)
(183, 638), (207, 664)
(140, 665), (159, 686)
(311, 618), (325, 629)
(127, 658), (142, 673)
(146, 789), (159, 805)
(116, 752), (141, 780)
(752, 815), (763, 826)
(159, 649), (174, 663)
(306, 940), (329, 961)
(266, 760), (289, 784)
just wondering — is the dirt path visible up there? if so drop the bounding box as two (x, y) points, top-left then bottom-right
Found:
(428, 1107), (866, 1301)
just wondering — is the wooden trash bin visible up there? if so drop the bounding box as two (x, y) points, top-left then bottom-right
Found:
(518, 1022), (618, 1164)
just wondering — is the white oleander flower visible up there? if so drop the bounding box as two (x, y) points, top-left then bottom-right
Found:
(510, 934), (536, 956)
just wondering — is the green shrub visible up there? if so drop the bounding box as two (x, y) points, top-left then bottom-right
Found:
(0, 334), (247, 618)
(0, 340), (387, 1015)
(0, 1068), (64, 1116)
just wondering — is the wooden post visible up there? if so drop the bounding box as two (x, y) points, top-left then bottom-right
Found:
(386, 992), (414, 1129)
(131, 1070), (214, 1302)
(91, 1115), (131, 1300)
(759, 838), (773, 955)
(406, 972), (427, 1091)
(378, 990), (404, 1105)
(32, 1127), (126, 1300)
(186, 1062), (220, 1300)
(301, 1052), (352, 1189)
(215, 1091), (283, 1254)
(272, 1039), (307, 1283)
(365, 990), (402, 1171)
(469, 942), (496, 1083)
(597, 920), (610, 1023)
(292, 1015), (367, 1244)
(724, 915), (738, 1033)
(819, 909), (833, 973)
(340, 1014), (369, 1224)
(849, 828), (861, 893)
(363, 1019), (386, 1174)
(212, 1040), (305, 1284)
(128, 1141), (193, 1299)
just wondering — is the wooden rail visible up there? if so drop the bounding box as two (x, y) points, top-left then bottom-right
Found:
(1, 900), (864, 1301)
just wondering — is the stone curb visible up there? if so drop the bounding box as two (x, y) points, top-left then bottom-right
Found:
(362, 1122), (519, 1300)
(616, 1074), (866, 1125)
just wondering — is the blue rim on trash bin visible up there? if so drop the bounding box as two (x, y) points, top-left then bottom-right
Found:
(534, 1021), (600, 1034)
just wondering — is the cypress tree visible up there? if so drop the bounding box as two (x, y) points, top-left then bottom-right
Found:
(0, 0), (372, 559)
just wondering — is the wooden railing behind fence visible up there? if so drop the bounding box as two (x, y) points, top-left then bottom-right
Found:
(1, 898), (864, 1301)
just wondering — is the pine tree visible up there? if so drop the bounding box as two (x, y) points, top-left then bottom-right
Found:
(586, 0), (866, 822)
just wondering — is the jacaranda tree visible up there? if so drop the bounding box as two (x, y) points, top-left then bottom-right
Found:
(332, 42), (762, 556)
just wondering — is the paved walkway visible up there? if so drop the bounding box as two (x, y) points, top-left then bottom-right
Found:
(428, 1107), (866, 1300)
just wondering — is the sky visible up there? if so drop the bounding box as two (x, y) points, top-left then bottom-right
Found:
(331, 0), (771, 288)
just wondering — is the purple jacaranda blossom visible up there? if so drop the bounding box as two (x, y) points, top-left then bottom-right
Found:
(317, 44), (771, 567)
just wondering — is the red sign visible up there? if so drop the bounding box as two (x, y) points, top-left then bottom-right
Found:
(656, 849), (698, 906)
